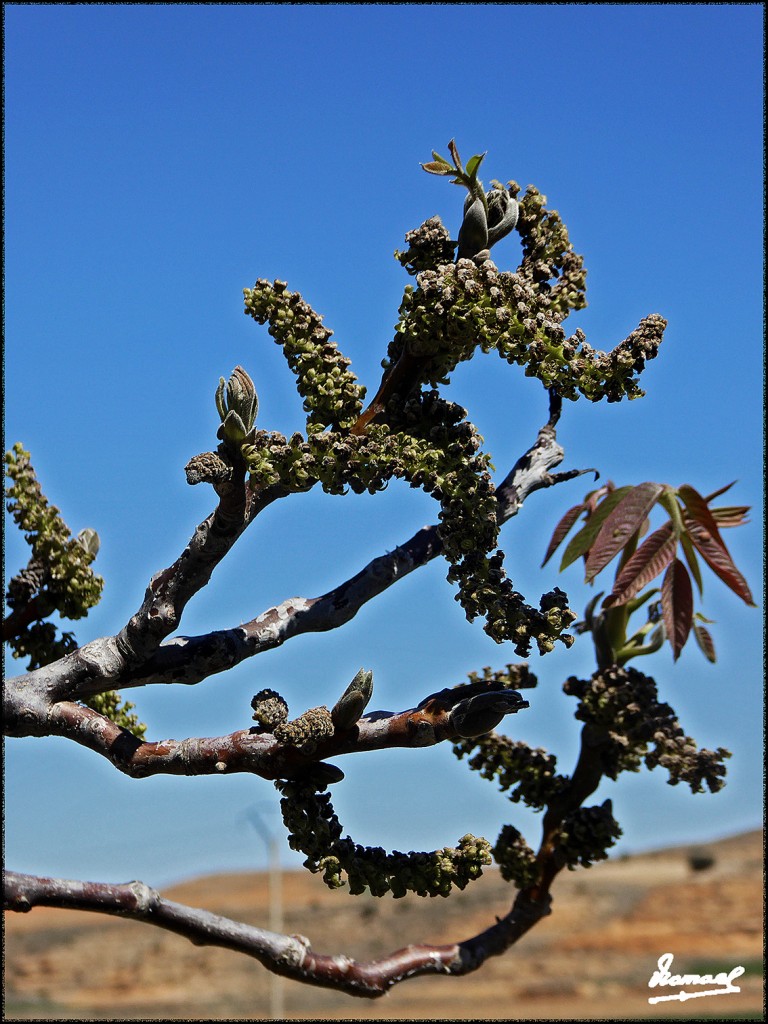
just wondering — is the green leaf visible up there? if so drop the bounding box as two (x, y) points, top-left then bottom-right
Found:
(215, 377), (227, 422)
(431, 150), (453, 167)
(76, 528), (100, 559)
(558, 486), (633, 572)
(659, 486), (686, 538)
(584, 482), (664, 582)
(465, 153), (486, 179)
(694, 610), (716, 624)
(661, 558), (693, 661)
(602, 521), (677, 608)
(680, 531), (704, 595)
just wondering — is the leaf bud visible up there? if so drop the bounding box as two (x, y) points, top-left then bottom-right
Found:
(331, 668), (374, 729)
(215, 365), (259, 446)
(450, 690), (529, 738)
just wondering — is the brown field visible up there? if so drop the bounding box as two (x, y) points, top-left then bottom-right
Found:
(4, 829), (764, 1021)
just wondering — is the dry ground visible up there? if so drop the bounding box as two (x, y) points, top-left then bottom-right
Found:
(4, 829), (764, 1021)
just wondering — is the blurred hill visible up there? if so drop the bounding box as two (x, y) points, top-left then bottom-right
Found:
(4, 828), (763, 1020)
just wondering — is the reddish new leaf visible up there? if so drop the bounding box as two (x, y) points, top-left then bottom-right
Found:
(686, 519), (755, 605)
(559, 485), (633, 572)
(542, 503), (585, 566)
(678, 484), (728, 551)
(703, 481), (737, 503)
(585, 482), (664, 582)
(603, 521), (677, 608)
(693, 622), (717, 663)
(711, 505), (750, 528)
(447, 138), (463, 171)
(661, 558), (694, 661)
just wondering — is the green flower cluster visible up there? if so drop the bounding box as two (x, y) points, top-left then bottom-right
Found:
(274, 706), (334, 754)
(555, 800), (622, 870)
(242, 424), (433, 496)
(184, 449), (233, 487)
(465, 663), (539, 690)
(645, 734), (731, 795)
(513, 182), (588, 317)
(451, 556), (575, 653)
(5, 444), (145, 735)
(5, 444), (104, 627)
(493, 824), (540, 888)
(251, 690), (334, 754)
(250, 688), (290, 730)
(386, 252), (665, 402)
(241, 409), (572, 654)
(274, 776), (492, 898)
(453, 733), (569, 810)
(243, 279), (366, 431)
(563, 666), (731, 792)
(7, 619), (79, 672)
(395, 216), (457, 275)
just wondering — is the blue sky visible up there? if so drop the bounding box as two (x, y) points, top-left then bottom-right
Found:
(4, 4), (763, 888)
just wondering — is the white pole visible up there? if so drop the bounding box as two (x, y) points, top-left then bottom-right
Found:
(269, 834), (284, 1020)
(244, 806), (285, 1020)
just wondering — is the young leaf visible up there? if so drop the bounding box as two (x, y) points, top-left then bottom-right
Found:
(678, 484), (728, 551)
(693, 622), (717, 663)
(703, 480), (737, 503)
(694, 611), (716, 624)
(602, 521), (677, 608)
(542, 502), (585, 567)
(711, 505), (750, 527)
(686, 519), (755, 605)
(431, 150), (453, 167)
(680, 531), (704, 595)
(559, 485), (633, 572)
(447, 139), (463, 173)
(421, 161), (454, 176)
(583, 481), (616, 516)
(465, 153), (486, 179)
(658, 486), (686, 539)
(661, 558), (693, 661)
(585, 482), (664, 582)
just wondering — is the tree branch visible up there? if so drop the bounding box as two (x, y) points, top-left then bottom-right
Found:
(2, 474), (288, 713)
(3, 403), (591, 735)
(72, 405), (587, 696)
(14, 680), (528, 777)
(3, 869), (551, 997)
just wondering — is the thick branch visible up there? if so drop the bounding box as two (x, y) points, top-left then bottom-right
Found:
(15, 681), (526, 777)
(4, 401), (590, 713)
(2, 476), (287, 710)
(3, 870), (550, 997)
